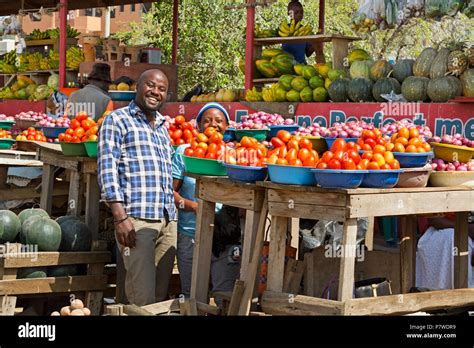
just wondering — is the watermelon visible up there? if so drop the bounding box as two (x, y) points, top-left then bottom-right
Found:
(350, 60), (372, 79)
(401, 76), (430, 102)
(27, 217), (62, 251)
(18, 208), (49, 224)
(348, 78), (374, 102)
(328, 78), (350, 102)
(313, 87), (329, 102)
(413, 48), (437, 77)
(392, 59), (415, 83)
(372, 78), (401, 102)
(47, 265), (79, 277)
(56, 216), (92, 252)
(20, 215), (43, 244)
(291, 76), (309, 92)
(309, 75), (325, 89)
(17, 267), (47, 279)
(0, 210), (21, 243)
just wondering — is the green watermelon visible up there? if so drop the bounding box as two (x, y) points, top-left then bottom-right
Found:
(300, 87), (313, 102)
(17, 267), (47, 279)
(20, 215), (43, 244)
(291, 76), (309, 92)
(0, 210), (21, 243)
(313, 87), (329, 102)
(27, 217), (62, 251)
(279, 75), (294, 91)
(56, 216), (92, 252)
(18, 208), (49, 224)
(309, 75), (325, 89)
(47, 265), (79, 277)
(286, 89), (300, 102)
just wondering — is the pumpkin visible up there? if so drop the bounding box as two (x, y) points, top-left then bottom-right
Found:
(413, 48), (437, 77)
(0, 210), (21, 243)
(430, 48), (451, 80)
(350, 60), (372, 79)
(17, 267), (47, 279)
(20, 215), (43, 244)
(392, 59), (415, 83)
(309, 75), (325, 89)
(271, 54), (295, 75)
(348, 78), (374, 102)
(299, 87), (313, 102)
(369, 60), (393, 81)
(255, 59), (278, 78)
(291, 76), (309, 92)
(18, 208), (49, 224)
(401, 76), (430, 102)
(279, 75), (295, 91)
(47, 265), (79, 277)
(446, 76), (463, 97)
(286, 89), (300, 102)
(313, 87), (329, 102)
(328, 78), (350, 102)
(372, 78), (401, 102)
(348, 49), (372, 65)
(461, 69), (474, 97)
(427, 77), (459, 102)
(56, 216), (92, 251)
(27, 217), (62, 251)
(301, 65), (318, 80)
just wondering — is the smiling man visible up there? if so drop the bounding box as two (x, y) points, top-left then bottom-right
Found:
(98, 69), (177, 306)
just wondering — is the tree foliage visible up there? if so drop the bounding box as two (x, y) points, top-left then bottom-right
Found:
(114, 0), (473, 97)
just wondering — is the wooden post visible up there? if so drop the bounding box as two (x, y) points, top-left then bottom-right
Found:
(400, 216), (417, 293)
(171, 0), (179, 66)
(85, 173), (100, 240)
(454, 212), (469, 289)
(40, 164), (55, 214)
(241, 210), (261, 282)
(67, 170), (83, 217)
(227, 280), (245, 316)
(190, 199), (216, 304)
(0, 166), (8, 189)
(365, 217), (375, 251)
(337, 218), (358, 301)
(244, 0), (256, 91)
(331, 38), (349, 70)
(290, 218), (299, 258)
(59, 0), (68, 88)
(266, 216), (289, 292)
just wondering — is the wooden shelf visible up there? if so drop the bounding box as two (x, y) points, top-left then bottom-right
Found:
(25, 38), (79, 47)
(254, 34), (361, 46)
(253, 77), (279, 84)
(0, 69), (78, 76)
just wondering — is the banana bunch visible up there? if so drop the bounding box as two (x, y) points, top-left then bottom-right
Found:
(3, 50), (17, 65)
(0, 61), (17, 73)
(39, 57), (53, 70)
(29, 28), (50, 40)
(26, 52), (42, 71)
(48, 50), (60, 69)
(278, 20), (312, 37)
(255, 25), (277, 38)
(48, 25), (80, 39)
(66, 47), (84, 69)
(262, 87), (274, 102)
(245, 87), (263, 102)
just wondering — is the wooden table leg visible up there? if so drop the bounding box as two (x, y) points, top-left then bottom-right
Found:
(454, 212), (469, 289)
(331, 38), (349, 70)
(290, 218), (299, 258)
(365, 217), (375, 251)
(400, 216), (417, 293)
(240, 210), (261, 282)
(337, 218), (358, 301)
(266, 216), (289, 292)
(40, 164), (54, 214)
(67, 170), (83, 217)
(85, 173), (100, 240)
(190, 199), (216, 304)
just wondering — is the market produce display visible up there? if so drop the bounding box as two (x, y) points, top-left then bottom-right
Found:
(267, 130), (319, 167)
(168, 115), (198, 146)
(58, 112), (100, 143)
(236, 112), (295, 130)
(0, 130), (13, 139)
(225, 136), (267, 167)
(183, 127), (226, 160)
(27, 25), (80, 40)
(15, 127), (48, 142)
(52, 299), (92, 316)
(0, 75), (56, 101)
(277, 19), (313, 37)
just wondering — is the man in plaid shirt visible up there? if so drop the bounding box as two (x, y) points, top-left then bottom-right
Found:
(98, 69), (177, 306)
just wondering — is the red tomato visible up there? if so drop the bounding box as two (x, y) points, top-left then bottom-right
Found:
(271, 137), (285, 148)
(204, 127), (217, 138)
(303, 156), (317, 167)
(367, 162), (380, 170)
(267, 154), (278, 165)
(197, 142), (208, 152)
(285, 148), (298, 162)
(361, 143), (372, 151)
(278, 146), (287, 159)
(74, 127), (85, 139)
(209, 132), (223, 144)
(58, 133), (65, 142)
(317, 162), (328, 169)
(380, 163), (391, 170)
(362, 129), (376, 140)
(321, 151), (334, 163)
(191, 129), (199, 137)
(298, 138), (313, 150)
(327, 159), (342, 170)
(347, 150), (360, 164)
(197, 133), (209, 143)
(184, 148), (194, 157)
(277, 130), (292, 143)
(172, 129), (183, 140)
(362, 151), (374, 161)
(330, 138), (347, 153)
(64, 134), (72, 142)
(287, 139), (299, 151)
(169, 124), (177, 132)
(347, 141), (358, 150)
(298, 148), (311, 162)
(391, 159), (401, 169)
(288, 158), (303, 166)
(176, 138), (185, 145)
(276, 158), (288, 165)
(206, 152), (217, 160)
(183, 129), (193, 141)
(180, 122), (193, 131)
(81, 119), (93, 131)
(342, 158), (356, 170)
(71, 119), (81, 130)
(332, 150), (345, 162)
(364, 138), (376, 149)
(175, 115), (185, 125)
(193, 147), (205, 158)
(360, 159), (370, 169)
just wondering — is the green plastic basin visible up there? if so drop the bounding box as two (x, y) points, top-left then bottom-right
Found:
(183, 155), (227, 176)
(60, 142), (88, 157)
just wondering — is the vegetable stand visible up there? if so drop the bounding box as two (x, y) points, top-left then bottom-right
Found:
(258, 181), (474, 315)
(37, 142), (100, 239)
(186, 173), (266, 315)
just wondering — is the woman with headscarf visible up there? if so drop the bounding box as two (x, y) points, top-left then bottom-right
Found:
(172, 102), (241, 302)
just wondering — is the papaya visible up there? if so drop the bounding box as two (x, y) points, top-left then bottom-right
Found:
(327, 69), (346, 81)
(262, 48), (285, 60)
(271, 54), (295, 75)
(300, 87), (313, 102)
(301, 65), (318, 80)
(286, 89), (300, 102)
(279, 75), (294, 91)
(17, 75), (35, 85)
(294, 64), (305, 76)
(255, 59), (278, 78)
(274, 87), (288, 102)
(291, 76), (309, 92)
(309, 75), (325, 89)
(325, 78), (332, 90)
(314, 63), (332, 78)
(313, 87), (329, 102)
(348, 49), (372, 65)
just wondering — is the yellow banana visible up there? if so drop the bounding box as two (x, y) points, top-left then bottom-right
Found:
(289, 19), (295, 34)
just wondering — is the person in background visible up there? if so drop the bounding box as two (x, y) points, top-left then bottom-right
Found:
(172, 102), (241, 303)
(282, 0), (325, 64)
(46, 90), (68, 118)
(66, 63), (114, 121)
(98, 69), (177, 306)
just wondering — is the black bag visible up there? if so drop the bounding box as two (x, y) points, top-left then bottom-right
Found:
(212, 205), (241, 258)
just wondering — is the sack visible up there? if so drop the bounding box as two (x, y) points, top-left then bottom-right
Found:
(212, 205), (241, 258)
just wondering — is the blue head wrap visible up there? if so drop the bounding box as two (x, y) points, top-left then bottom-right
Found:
(196, 102), (230, 126)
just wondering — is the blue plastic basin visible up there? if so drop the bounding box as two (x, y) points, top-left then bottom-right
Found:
(311, 169), (367, 189)
(223, 128), (236, 142)
(324, 137), (359, 150)
(393, 152), (433, 168)
(41, 126), (68, 139)
(224, 164), (267, 183)
(267, 164), (316, 186)
(267, 125), (300, 139)
(361, 170), (403, 188)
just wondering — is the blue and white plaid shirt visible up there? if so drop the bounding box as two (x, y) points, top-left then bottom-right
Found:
(98, 100), (176, 221)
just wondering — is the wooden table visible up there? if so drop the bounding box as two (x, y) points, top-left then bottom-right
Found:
(258, 182), (474, 315)
(37, 143), (100, 239)
(0, 149), (37, 160)
(187, 174), (267, 315)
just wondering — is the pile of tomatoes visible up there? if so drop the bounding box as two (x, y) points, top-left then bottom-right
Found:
(169, 115), (198, 146)
(357, 128), (430, 153)
(15, 127), (47, 142)
(316, 138), (400, 170)
(183, 127), (226, 160)
(225, 136), (267, 167)
(0, 129), (13, 139)
(59, 112), (99, 143)
(267, 130), (319, 167)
